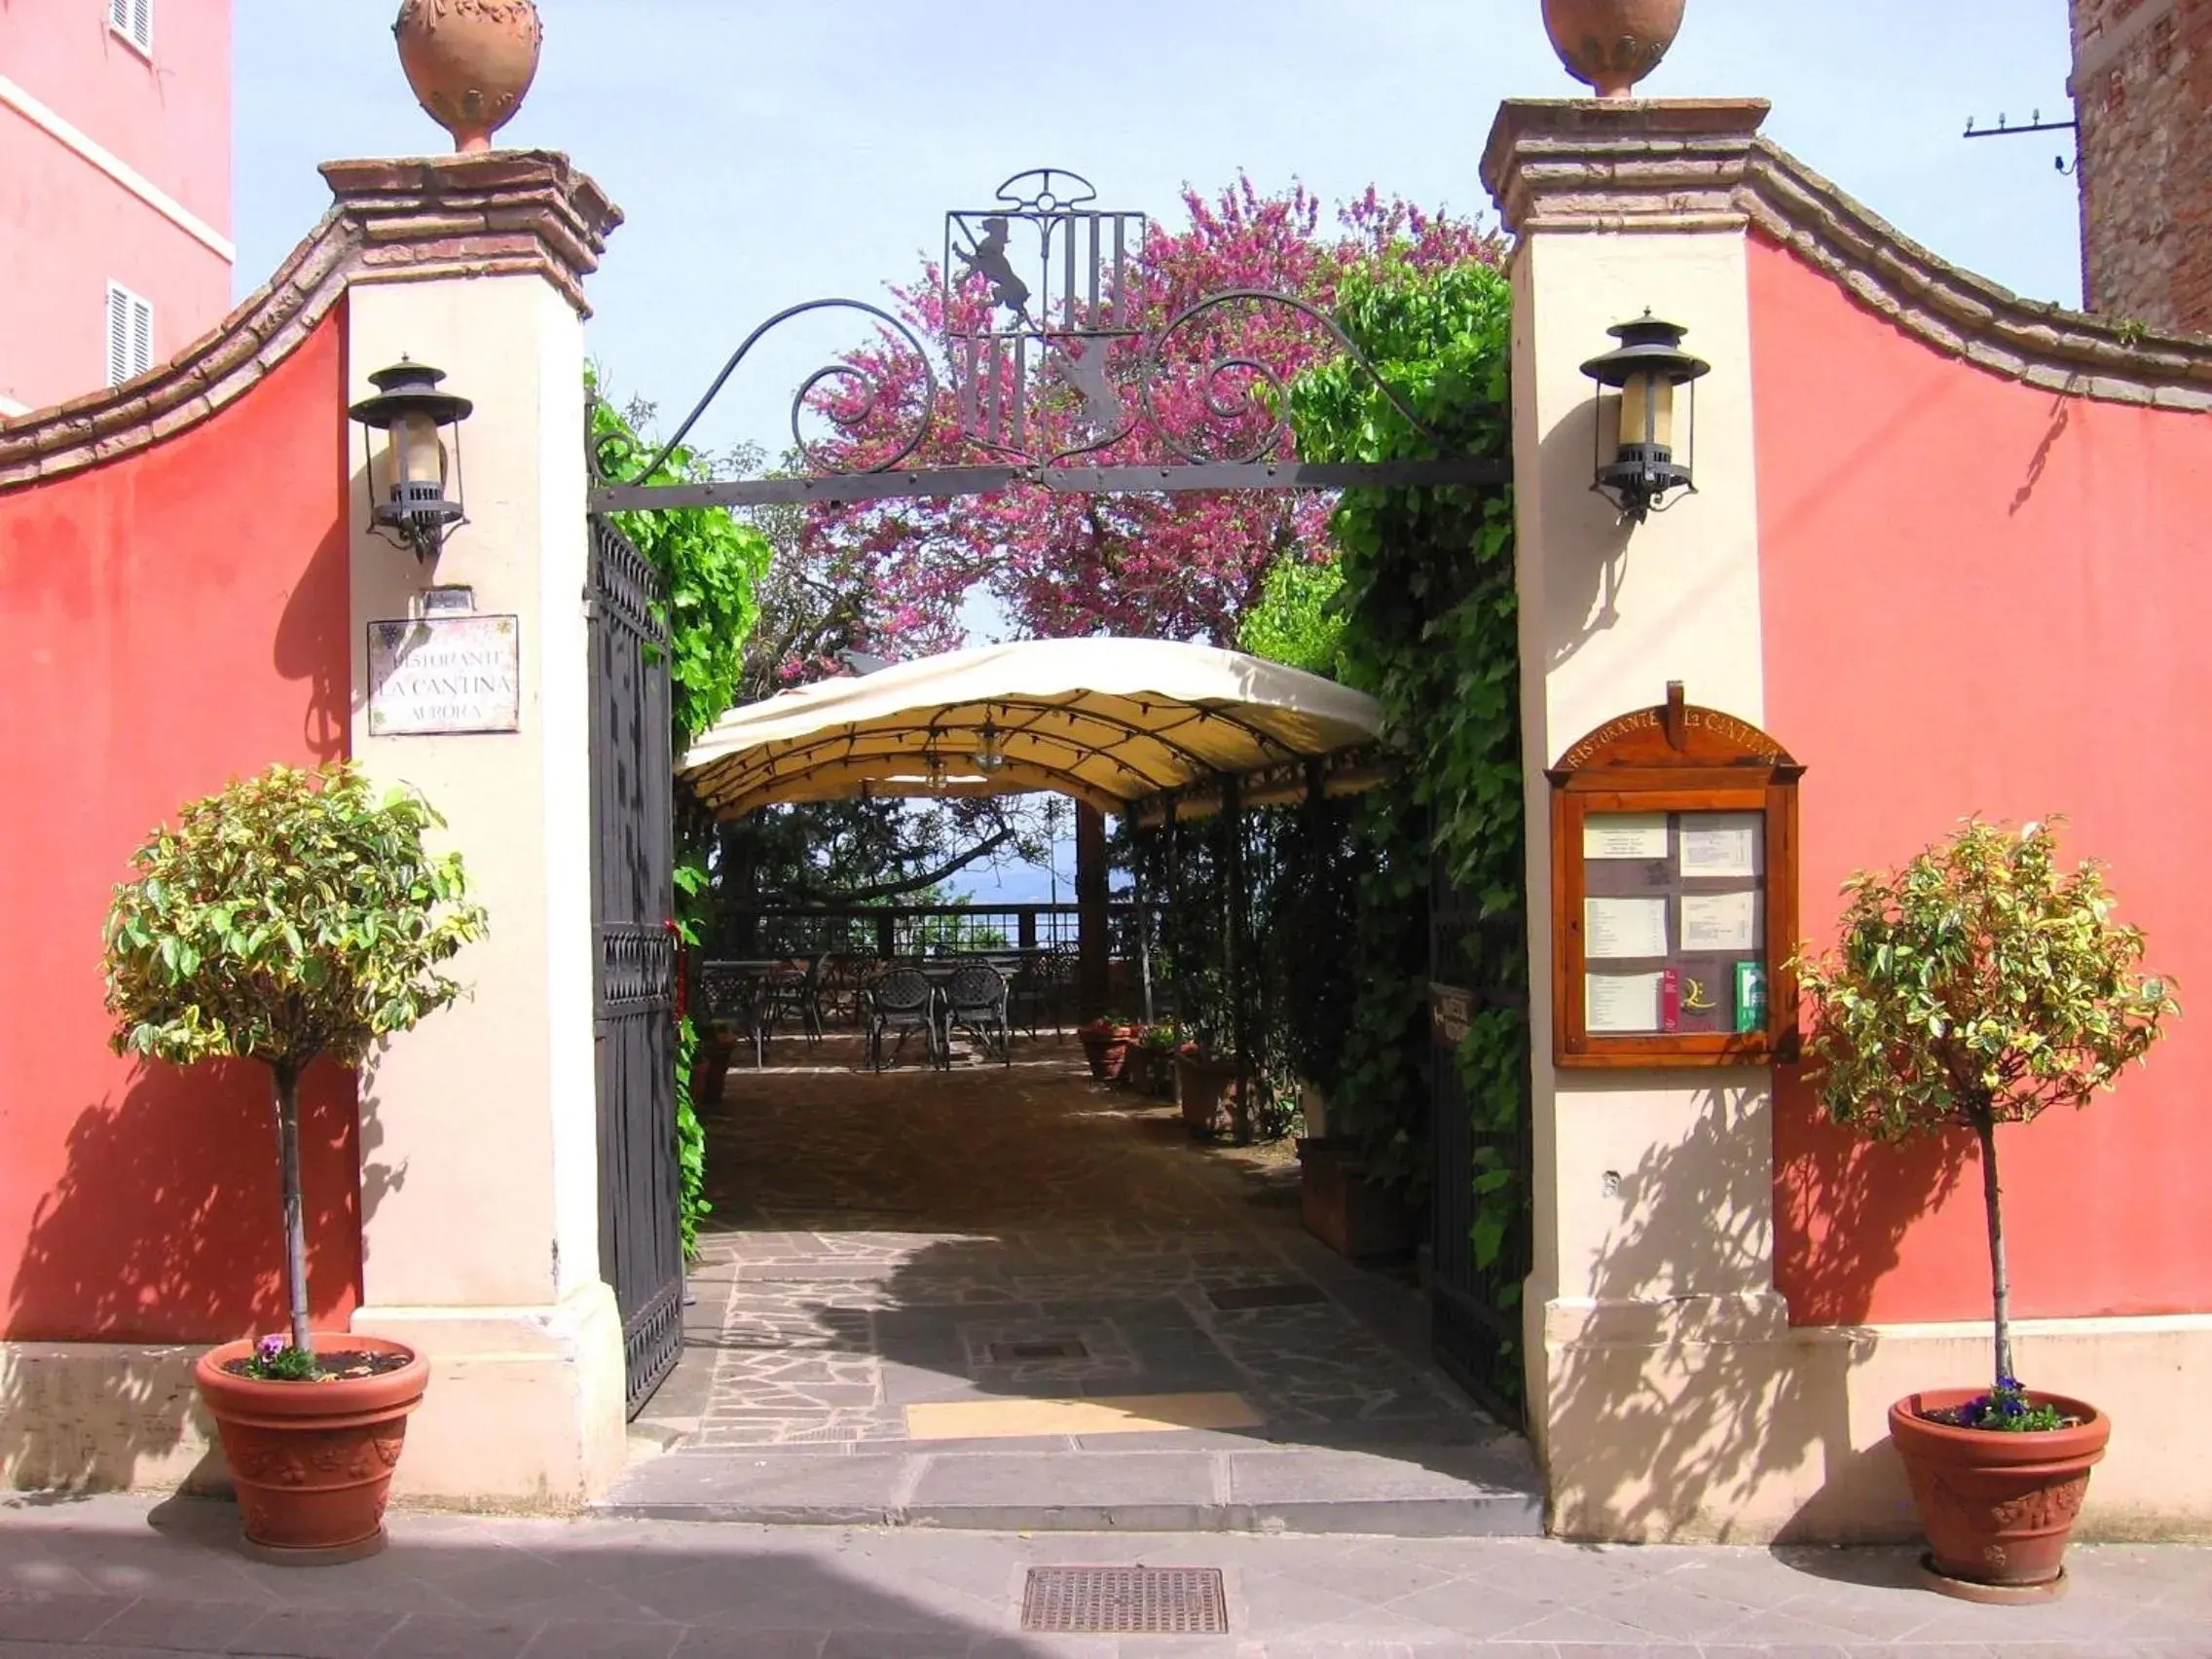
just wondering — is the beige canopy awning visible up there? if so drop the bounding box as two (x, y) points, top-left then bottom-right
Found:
(681, 637), (1386, 822)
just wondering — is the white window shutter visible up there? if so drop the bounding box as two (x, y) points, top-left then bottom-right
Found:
(106, 284), (153, 386)
(130, 294), (153, 379)
(106, 286), (129, 387)
(110, 0), (152, 51)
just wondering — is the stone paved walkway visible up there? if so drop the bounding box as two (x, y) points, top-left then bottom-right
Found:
(1, 1493), (2206, 1657)
(605, 1044), (1539, 1532)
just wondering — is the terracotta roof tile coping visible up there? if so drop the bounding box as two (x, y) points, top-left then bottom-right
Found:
(1480, 97), (2212, 411)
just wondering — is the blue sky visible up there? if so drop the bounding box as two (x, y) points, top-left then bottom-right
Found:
(236, 1), (2083, 901)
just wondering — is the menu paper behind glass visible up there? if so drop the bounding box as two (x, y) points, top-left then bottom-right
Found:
(1583, 813), (1669, 860)
(1678, 812), (1763, 878)
(1586, 970), (1664, 1033)
(1585, 897), (1669, 960)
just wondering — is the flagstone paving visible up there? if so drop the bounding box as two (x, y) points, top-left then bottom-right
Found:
(604, 1042), (1542, 1532)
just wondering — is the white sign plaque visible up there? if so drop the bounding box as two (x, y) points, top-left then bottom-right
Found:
(368, 614), (521, 736)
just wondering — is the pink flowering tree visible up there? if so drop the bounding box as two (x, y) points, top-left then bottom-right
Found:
(783, 178), (1502, 660)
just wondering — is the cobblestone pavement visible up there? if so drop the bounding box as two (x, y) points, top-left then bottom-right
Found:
(0, 1493), (2206, 1657)
(605, 1043), (1538, 1531)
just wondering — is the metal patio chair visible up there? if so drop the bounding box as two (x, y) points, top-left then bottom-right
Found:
(939, 963), (1012, 1066)
(761, 958), (822, 1048)
(697, 961), (776, 1068)
(862, 966), (941, 1072)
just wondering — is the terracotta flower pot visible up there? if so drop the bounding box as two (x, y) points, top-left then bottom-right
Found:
(691, 1031), (735, 1107)
(1176, 1051), (1240, 1136)
(1078, 1028), (1136, 1083)
(1296, 1137), (1419, 1259)
(393, 0), (544, 155)
(1541, 0), (1686, 98)
(1888, 1389), (2109, 1594)
(195, 1335), (428, 1561)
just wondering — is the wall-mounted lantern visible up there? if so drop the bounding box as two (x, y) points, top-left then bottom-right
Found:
(1580, 313), (1708, 522)
(349, 358), (473, 562)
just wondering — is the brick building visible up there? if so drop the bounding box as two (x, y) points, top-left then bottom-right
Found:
(2071, 0), (2212, 335)
(0, 2), (233, 417)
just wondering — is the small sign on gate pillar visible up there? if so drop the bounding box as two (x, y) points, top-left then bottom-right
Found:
(367, 611), (522, 736)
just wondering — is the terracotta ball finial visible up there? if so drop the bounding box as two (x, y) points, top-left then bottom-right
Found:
(393, 0), (544, 155)
(1541, 0), (1686, 99)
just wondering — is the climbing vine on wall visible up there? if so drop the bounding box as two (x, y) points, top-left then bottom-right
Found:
(1289, 259), (1530, 1396)
(590, 377), (773, 1255)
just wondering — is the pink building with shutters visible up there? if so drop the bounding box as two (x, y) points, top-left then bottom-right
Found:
(0, 1), (232, 418)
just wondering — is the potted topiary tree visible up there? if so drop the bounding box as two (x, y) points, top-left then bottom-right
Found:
(1791, 818), (2175, 1599)
(102, 762), (487, 1563)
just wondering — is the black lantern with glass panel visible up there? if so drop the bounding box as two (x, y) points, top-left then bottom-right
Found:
(348, 359), (473, 561)
(1580, 313), (1708, 522)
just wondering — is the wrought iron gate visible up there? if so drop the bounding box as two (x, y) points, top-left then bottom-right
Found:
(587, 507), (683, 1419)
(1427, 856), (1533, 1427)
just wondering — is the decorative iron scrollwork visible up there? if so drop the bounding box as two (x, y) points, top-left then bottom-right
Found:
(602, 298), (940, 485)
(592, 170), (1486, 504)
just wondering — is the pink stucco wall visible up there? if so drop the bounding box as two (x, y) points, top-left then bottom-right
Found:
(1750, 233), (2212, 1328)
(0, 2), (231, 413)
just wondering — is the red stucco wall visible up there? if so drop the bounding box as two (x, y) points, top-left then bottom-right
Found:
(0, 313), (358, 1344)
(1751, 236), (2212, 1327)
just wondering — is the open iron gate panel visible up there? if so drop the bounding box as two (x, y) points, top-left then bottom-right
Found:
(587, 509), (683, 1420)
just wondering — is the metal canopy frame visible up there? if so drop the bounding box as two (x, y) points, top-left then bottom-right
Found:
(588, 168), (1511, 514)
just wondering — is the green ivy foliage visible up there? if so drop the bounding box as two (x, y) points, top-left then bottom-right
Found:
(588, 379), (773, 1256)
(1236, 554), (1346, 677)
(587, 384), (773, 751)
(1290, 261), (1530, 1399)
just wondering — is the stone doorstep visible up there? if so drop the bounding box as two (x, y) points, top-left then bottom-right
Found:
(593, 1444), (1544, 1538)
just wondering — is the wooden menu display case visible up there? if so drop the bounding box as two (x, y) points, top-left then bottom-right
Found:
(1548, 683), (1802, 1068)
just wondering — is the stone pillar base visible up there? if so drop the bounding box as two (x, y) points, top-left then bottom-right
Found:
(0, 1342), (217, 1493)
(351, 1279), (628, 1511)
(1532, 1299), (2212, 1544)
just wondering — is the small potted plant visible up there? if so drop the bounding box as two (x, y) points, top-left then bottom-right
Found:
(1137, 1017), (1183, 1099)
(1792, 818), (2175, 1598)
(1077, 1013), (1141, 1083)
(103, 763), (487, 1562)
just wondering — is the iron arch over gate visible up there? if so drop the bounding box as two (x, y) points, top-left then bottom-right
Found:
(584, 167), (1526, 1422)
(586, 504), (683, 1419)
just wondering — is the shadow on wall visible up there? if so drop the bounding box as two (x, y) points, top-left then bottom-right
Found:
(271, 509), (355, 755)
(0, 1057), (388, 1494)
(1540, 1079), (1960, 1543)
(1538, 397), (1636, 673)
(1774, 1069), (1970, 1326)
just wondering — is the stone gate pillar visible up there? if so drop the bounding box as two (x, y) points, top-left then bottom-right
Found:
(331, 153), (631, 1508)
(1483, 100), (1818, 1540)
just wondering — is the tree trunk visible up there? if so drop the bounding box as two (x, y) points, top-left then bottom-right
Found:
(1974, 1110), (2014, 1388)
(273, 1062), (313, 1355)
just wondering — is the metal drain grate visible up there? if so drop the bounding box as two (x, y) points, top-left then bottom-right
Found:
(989, 1337), (1089, 1362)
(1021, 1566), (1229, 1634)
(1206, 1282), (1326, 1310)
